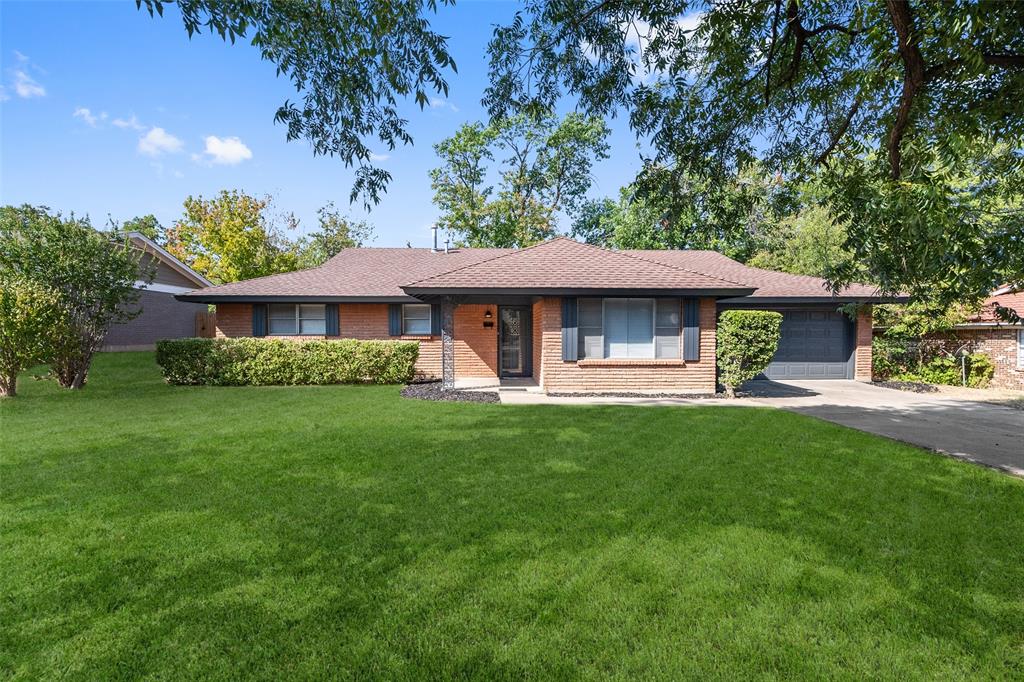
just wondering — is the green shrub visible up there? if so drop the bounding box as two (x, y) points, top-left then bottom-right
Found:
(871, 335), (914, 380)
(156, 338), (420, 386)
(716, 310), (783, 397)
(896, 352), (994, 388)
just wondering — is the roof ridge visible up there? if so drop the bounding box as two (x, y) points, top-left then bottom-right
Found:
(727, 259), (883, 294)
(198, 261), (332, 292)
(401, 238), (562, 287)
(609, 246), (751, 288)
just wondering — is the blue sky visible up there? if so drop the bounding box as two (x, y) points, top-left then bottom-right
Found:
(0, 1), (649, 247)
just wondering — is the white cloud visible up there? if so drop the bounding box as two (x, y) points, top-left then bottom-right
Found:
(429, 97), (459, 113)
(73, 107), (99, 126)
(13, 50), (28, 63)
(368, 151), (390, 162)
(138, 127), (183, 156)
(0, 86), (8, 102)
(112, 114), (145, 131)
(12, 69), (45, 98)
(197, 135), (252, 165)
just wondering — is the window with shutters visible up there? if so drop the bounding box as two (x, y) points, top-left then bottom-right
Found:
(577, 298), (681, 359)
(268, 304), (326, 335)
(1018, 329), (1023, 369)
(402, 304), (432, 335)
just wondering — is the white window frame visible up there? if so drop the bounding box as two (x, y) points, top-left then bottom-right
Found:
(1018, 329), (1024, 369)
(402, 304), (432, 335)
(268, 303), (326, 336)
(579, 298), (681, 360)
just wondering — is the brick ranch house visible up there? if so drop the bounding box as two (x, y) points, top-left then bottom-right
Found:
(933, 285), (1024, 391)
(178, 237), (891, 393)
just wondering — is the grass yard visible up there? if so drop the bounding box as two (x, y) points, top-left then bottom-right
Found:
(2, 352), (1024, 679)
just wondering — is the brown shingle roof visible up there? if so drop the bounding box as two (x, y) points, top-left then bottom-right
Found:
(402, 238), (754, 295)
(627, 249), (883, 299)
(179, 247), (510, 301)
(965, 289), (1024, 324)
(181, 238), (892, 303)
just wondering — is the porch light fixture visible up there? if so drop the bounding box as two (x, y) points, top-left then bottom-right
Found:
(484, 310), (493, 319)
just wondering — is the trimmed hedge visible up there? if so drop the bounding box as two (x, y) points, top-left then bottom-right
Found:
(155, 338), (420, 386)
(717, 310), (783, 397)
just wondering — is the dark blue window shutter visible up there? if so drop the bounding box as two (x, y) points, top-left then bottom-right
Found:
(325, 304), (340, 336)
(388, 304), (402, 336)
(683, 298), (699, 361)
(251, 303), (268, 335)
(561, 297), (578, 362)
(430, 304), (442, 335)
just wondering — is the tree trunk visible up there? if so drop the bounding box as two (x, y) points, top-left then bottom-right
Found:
(69, 363), (89, 390)
(725, 385), (736, 399)
(0, 371), (16, 398)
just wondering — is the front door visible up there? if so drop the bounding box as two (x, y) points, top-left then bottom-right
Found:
(499, 306), (532, 378)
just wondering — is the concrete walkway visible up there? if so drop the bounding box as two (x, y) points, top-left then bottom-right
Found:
(499, 380), (1024, 476)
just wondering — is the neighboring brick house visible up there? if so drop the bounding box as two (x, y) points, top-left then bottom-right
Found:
(179, 237), (891, 393)
(102, 232), (211, 351)
(937, 286), (1024, 391)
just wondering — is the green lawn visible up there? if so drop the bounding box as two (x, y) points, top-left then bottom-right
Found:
(2, 353), (1023, 679)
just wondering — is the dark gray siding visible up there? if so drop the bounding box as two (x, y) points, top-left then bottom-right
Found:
(103, 289), (208, 351)
(139, 252), (200, 289)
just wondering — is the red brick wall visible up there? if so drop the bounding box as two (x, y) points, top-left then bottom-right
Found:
(855, 305), (873, 381)
(537, 296), (718, 393)
(928, 328), (1024, 391)
(214, 303), (253, 338)
(453, 304), (497, 378)
(214, 302), (497, 380)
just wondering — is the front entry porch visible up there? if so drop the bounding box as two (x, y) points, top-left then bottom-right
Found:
(434, 298), (539, 389)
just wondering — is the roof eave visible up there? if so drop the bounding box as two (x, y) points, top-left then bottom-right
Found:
(719, 295), (909, 304)
(401, 286), (757, 298)
(175, 294), (420, 304)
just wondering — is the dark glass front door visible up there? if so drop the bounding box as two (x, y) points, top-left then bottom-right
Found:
(499, 306), (532, 377)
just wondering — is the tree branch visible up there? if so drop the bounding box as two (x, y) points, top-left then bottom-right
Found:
(885, 0), (926, 180)
(815, 95), (862, 165)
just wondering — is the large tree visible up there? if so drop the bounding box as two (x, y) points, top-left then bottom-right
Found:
(165, 190), (300, 283)
(122, 214), (165, 243)
(430, 113), (610, 247)
(138, 0), (457, 207)
(0, 206), (148, 390)
(292, 203), (375, 269)
(572, 164), (795, 259)
(485, 0), (1024, 306)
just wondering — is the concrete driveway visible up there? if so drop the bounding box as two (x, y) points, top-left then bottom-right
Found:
(746, 380), (1024, 476)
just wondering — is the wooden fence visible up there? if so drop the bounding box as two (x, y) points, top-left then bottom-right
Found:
(195, 311), (217, 338)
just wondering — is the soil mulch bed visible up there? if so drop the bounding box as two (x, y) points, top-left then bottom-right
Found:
(401, 381), (500, 403)
(872, 380), (941, 394)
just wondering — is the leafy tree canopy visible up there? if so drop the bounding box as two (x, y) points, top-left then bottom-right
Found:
(572, 163), (795, 260)
(485, 0), (1024, 305)
(165, 190), (300, 283)
(292, 202), (375, 269)
(0, 275), (66, 397)
(0, 205), (147, 389)
(138, 0), (457, 207)
(430, 112), (610, 247)
(122, 214), (165, 243)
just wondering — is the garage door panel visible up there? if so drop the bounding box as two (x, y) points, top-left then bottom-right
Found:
(763, 310), (852, 380)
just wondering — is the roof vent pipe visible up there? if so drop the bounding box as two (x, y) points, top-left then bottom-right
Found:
(444, 238), (450, 254)
(431, 224), (439, 253)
